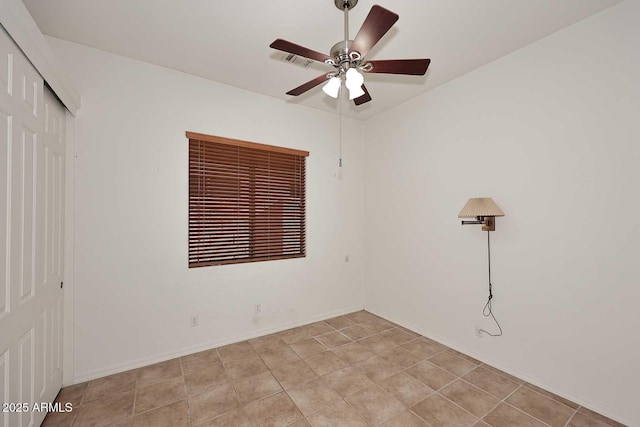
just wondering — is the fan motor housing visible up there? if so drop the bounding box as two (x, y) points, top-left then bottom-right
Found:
(334, 0), (358, 10)
(330, 40), (353, 59)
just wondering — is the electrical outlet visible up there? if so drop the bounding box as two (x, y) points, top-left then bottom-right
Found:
(344, 254), (350, 263)
(255, 304), (261, 314)
(191, 315), (199, 327)
(475, 325), (482, 337)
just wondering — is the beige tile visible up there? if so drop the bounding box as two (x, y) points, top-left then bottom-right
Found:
(331, 342), (374, 364)
(429, 351), (478, 376)
(248, 333), (286, 353)
(322, 366), (374, 398)
(193, 409), (251, 426)
(480, 364), (525, 384)
(132, 400), (189, 427)
(218, 341), (256, 362)
(340, 325), (375, 341)
(280, 327), (314, 345)
(381, 328), (417, 345)
(577, 407), (625, 427)
(358, 333), (398, 354)
(446, 349), (482, 365)
(345, 310), (377, 324)
(74, 391), (134, 426)
(181, 349), (221, 373)
(223, 353), (268, 380)
(305, 351), (349, 376)
(405, 360), (457, 391)
(354, 355), (401, 382)
(440, 379), (500, 418)
(381, 410), (429, 426)
(289, 419), (312, 427)
(325, 315), (357, 330)
(378, 347), (424, 369)
(462, 366), (519, 399)
(41, 411), (76, 427)
(379, 372), (433, 407)
(475, 422), (492, 427)
(421, 336), (450, 347)
(54, 382), (88, 407)
(243, 392), (303, 427)
(506, 386), (574, 427)
(360, 318), (395, 333)
(258, 345), (301, 369)
(134, 377), (186, 414)
(184, 363), (228, 394)
(395, 326), (420, 338)
(286, 377), (341, 416)
(304, 321), (335, 337)
(483, 402), (548, 427)
(346, 384), (405, 425)
(411, 394), (478, 427)
(306, 399), (368, 427)
(102, 419), (132, 427)
(401, 338), (447, 359)
(271, 359), (319, 390)
(189, 384), (240, 425)
(137, 359), (182, 388)
(234, 371), (282, 405)
(82, 369), (138, 404)
(290, 339), (328, 359)
(568, 411), (614, 427)
(315, 331), (352, 348)
(524, 383), (578, 409)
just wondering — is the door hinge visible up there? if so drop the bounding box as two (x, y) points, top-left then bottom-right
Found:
(60, 281), (63, 289)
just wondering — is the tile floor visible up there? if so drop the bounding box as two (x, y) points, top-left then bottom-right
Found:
(43, 310), (626, 427)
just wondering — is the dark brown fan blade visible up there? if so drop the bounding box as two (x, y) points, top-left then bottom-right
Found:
(286, 74), (329, 96)
(353, 85), (372, 106)
(349, 5), (399, 58)
(270, 39), (333, 64)
(365, 59), (431, 75)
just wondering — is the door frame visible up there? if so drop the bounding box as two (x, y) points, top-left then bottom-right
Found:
(62, 112), (75, 385)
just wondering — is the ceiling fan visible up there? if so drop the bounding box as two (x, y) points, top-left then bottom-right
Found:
(270, 0), (431, 106)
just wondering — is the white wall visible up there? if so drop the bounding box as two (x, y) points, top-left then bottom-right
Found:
(47, 37), (366, 383)
(364, 1), (639, 425)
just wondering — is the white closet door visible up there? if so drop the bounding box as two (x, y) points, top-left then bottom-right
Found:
(0, 27), (65, 427)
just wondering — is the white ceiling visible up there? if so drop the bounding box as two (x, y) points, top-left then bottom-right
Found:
(24, 0), (621, 120)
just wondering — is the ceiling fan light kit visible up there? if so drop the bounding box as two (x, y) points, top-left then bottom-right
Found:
(270, 1), (431, 105)
(322, 76), (342, 98)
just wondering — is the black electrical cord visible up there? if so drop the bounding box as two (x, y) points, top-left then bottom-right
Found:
(479, 230), (503, 337)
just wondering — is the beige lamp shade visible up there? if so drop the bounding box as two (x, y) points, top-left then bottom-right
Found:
(458, 198), (505, 218)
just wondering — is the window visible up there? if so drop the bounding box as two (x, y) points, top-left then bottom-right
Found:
(187, 132), (309, 267)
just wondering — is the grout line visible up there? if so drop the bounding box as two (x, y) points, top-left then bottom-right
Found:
(434, 389), (484, 421)
(522, 382), (578, 411)
(501, 400), (555, 427)
(456, 377), (507, 419)
(564, 408), (579, 427)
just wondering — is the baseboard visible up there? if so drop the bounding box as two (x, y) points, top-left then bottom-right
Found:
(72, 304), (364, 384)
(364, 307), (633, 427)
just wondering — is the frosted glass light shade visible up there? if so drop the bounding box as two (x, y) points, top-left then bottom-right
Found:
(345, 68), (364, 90)
(348, 85), (365, 100)
(458, 198), (505, 218)
(322, 77), (341, 98)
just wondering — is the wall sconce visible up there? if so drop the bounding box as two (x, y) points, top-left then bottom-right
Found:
(458, 197), (505, 231)
(459, 197), (505, 337)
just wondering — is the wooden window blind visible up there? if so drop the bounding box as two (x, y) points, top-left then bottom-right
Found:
(187, 132), (309, 267)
